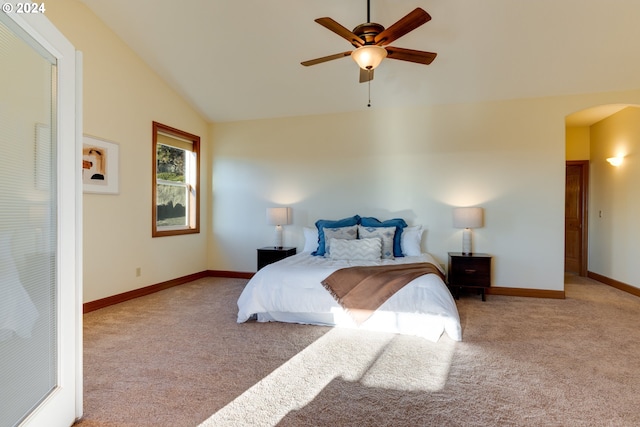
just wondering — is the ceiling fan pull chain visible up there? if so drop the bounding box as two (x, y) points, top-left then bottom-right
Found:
(367, 69), (372, 107)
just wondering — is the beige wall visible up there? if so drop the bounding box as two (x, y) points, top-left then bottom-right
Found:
(210, 91), (640, 292)
(47, 0), (210, 303)
(566, 126), (590, 160)
(589, 107), (640, 288)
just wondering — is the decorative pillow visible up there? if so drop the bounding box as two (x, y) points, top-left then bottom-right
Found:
(329, 237), (382, 261)
(358, 225), (395, 259)
(323, 225), (358, 257)
(312, 215), (361, 256)
(360, 217), (407, 257)
(401, 225), (424, 256)
(303, 227), (318, 253)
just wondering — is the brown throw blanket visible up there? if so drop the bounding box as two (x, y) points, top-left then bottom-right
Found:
(321, 262), (445, 326)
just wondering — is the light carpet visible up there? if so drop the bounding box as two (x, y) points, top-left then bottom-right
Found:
(74, 274), (640, 426)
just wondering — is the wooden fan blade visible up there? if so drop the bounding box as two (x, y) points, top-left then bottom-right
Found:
(301, 51), (352, 66)
(315, 17), (364, 47)
(374, 8), (431, 46)
(385, 46), (437, 65)
(359, 68), (374, 83)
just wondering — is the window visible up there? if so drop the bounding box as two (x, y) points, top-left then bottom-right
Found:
(152, 121), (200, 237)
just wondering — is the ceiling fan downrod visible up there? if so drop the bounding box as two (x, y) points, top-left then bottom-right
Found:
(366, 0), (371, 23)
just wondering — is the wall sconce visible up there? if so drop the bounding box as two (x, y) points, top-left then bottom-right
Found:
(266, 207), (292, 248)
(606, 156), (624, 167)
(453, 207), (484, 255)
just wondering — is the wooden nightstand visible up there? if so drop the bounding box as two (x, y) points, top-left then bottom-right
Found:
(447, 252), (492, 301)
(257, 247), (296, 270)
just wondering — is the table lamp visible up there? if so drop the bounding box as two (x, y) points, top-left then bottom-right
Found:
(266, 207), (292, 248)
(453, 207), (483, 255)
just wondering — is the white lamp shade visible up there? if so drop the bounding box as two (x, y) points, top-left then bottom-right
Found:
(351, 45), (387, 70)
(266, 207), (292, 226)
(453, 207), (483, 229)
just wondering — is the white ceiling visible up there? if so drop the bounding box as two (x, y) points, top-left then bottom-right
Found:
(79, 0), (640, 123)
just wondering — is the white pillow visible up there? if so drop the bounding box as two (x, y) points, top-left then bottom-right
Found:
(303, 227), (318, 253)
(329, 237), (382, 261)
(323, 225), (358, 256)
(401, 225), (424, 256)
(358, 225), (395, 259)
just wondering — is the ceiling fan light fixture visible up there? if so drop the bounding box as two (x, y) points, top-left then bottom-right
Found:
(351, 45), (387, 70)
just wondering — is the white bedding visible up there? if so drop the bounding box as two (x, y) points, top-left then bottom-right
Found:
(237, 252), (462, 342)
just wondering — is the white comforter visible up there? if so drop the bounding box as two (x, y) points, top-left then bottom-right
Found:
(237, 252), (462, 342)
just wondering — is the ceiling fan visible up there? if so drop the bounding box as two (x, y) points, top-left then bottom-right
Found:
(301, 0), (437, 83)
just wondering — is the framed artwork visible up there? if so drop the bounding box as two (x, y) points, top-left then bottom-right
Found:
(83, 135), (119, 194)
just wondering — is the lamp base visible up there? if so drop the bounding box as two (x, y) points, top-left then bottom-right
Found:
(462, 228), (472, 255)
(274, 225), (283, 249)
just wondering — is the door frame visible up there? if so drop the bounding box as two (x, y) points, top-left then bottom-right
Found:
(566, 160), (589, 276)
(2, 10), (82, 427)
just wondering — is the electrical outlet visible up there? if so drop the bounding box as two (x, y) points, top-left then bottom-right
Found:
(136, 267), (141, 277)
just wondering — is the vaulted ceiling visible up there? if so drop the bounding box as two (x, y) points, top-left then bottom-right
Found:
(80, 0), (640, 123)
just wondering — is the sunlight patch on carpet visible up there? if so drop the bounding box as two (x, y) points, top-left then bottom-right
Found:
(199, 328), (454, 426)
(359, 334), (456, 391)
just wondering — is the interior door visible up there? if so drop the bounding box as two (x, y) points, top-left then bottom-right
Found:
(0, 9), (81, 427)
(565, 161), (588, 276)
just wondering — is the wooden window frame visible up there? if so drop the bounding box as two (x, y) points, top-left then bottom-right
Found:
(152, 121), (200, 237)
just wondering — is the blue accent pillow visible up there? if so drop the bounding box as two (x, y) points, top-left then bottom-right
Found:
(359, 217), (407, 257)
(312, 215), (361, 256)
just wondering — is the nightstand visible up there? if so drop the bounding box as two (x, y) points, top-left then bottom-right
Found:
(447, 252), (492, 301)
(257, 247), (296, 270)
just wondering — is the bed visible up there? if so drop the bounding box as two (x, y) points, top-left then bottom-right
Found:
(237, 216), (462, 342)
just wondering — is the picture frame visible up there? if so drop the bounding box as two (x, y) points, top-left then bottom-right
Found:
(83, 135), (119, 194)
